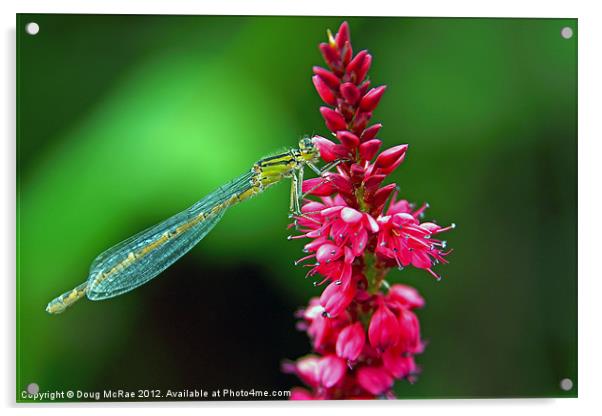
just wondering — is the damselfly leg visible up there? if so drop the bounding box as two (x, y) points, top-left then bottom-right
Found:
(289, 159), (345, 221)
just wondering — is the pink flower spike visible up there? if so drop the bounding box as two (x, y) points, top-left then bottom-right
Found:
(368, 300), (400, 351)
(361, 123), (382, 141)
(312, 66), (340, 88)
(320, 107), (347, 132)
(388, 284), (425, 309)
(357, 366), (393, 395)
(360, 86), (387, 112)
(359, 139), (382, 162)
(336, 130), (360, 148)
(318, 355), (346, 388)
(312, 75), (337, 106)
(336, 322), (366, 361)
(335, 21), (350, 50)
(312, 135), (338, 162)
(340, 82), (361, 105)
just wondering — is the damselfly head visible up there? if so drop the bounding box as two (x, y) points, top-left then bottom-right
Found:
(298, 136), (320, 162)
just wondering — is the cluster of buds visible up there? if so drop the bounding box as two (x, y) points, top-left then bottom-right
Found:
(283, 22), (454, 399)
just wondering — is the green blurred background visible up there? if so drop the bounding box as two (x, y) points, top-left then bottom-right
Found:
(16, 15), (577, 400)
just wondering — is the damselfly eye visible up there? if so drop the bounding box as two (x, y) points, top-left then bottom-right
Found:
(299, 137), (314, 150)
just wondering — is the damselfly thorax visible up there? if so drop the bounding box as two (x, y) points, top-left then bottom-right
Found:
(46, 137), (337, 314)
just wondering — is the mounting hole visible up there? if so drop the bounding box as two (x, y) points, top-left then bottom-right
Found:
(26, 382), (39, 395)
(560, 378), (573, 391)
(560, 26), (573, 39)
(25, 22), (40, 36)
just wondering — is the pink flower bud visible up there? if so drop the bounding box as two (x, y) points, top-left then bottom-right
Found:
(312, 135), (338, 162)
(368, 301), (400, 351)
(290, 388), (314, 400)
(341, 41), (353, 66)
(352, 111), (372, 132)
(356, 366), (393, 395)
(303, 237), (328, 253)
(320, 205), (343, 217)
(325, 173), (353, 195)
(349, 163), (365, 184)
(371, 184), (397, 211)
(316, 243), (343, 264)
(301, 177), (335, 196)
(318, 355), (346, 388)
(340, 82), (361, 105)
(313, 66), (340, 88)
(359, 139), (382, 162)
(336, 322), (365, 361)
(296, 356), (321, 387)
(396, 307), (421, 353)
(320, 107), (347, 132)
(319, 42), (340, 70)
(336, 130), (360, 148)
(347, 50), (368, 77)
(374, 144), (408, 170)
(360, 86), (387, 112)
(363, 174), (386, 195)
(335, 21), (350, 50)
(388, 284), (425, 309)
(320, 276), (355, 317)
(382, 348), (415, 379)
(378, 155), (405, 175)
(358, 79), (371, 96)
(355, 53), (372, 83)
(312, 75), (337, 106)
(361, 123), (382, 141)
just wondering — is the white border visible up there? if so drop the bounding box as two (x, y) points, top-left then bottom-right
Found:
(3, 1), (600, 415)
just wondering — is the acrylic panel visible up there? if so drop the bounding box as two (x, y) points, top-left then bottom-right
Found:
(16, 14), (577, 402)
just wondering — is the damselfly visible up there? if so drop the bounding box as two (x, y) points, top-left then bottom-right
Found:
(46, 137), (339, 314)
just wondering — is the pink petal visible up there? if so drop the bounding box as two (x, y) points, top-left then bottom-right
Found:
(356, 366), (393, 395)
(341, 207), (363, 224)
(318, 355), (346, 388)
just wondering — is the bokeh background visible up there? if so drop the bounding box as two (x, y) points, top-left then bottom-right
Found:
(17, 15), (577, 400)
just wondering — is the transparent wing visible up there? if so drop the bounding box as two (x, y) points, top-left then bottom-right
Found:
(86, 171), (255, 300)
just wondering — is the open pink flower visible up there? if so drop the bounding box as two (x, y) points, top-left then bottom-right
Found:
(376, 196), (454, 280)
